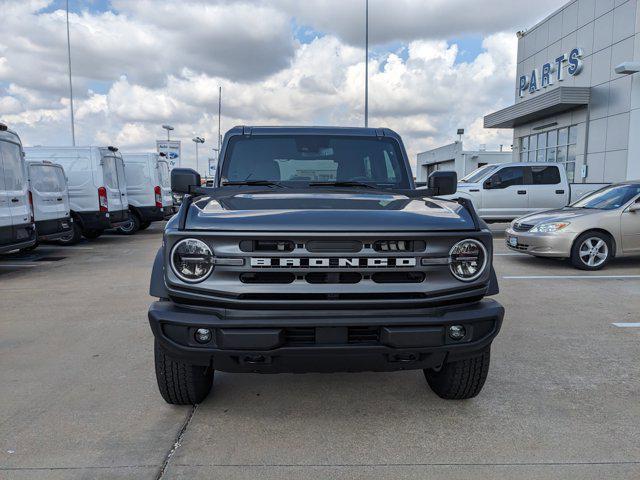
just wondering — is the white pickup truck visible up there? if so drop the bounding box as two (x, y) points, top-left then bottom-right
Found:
(450, 162), (609, 221)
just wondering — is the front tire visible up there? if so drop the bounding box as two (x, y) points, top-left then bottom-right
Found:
(424, 348), (491, 399)
(570, 232), (612, 270)
(117, 213), (140, 235)
(154, 341), (214, 405)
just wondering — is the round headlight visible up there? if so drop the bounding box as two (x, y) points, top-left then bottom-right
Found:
(171, 238), (214, 283)
(449, 239), (488, 282)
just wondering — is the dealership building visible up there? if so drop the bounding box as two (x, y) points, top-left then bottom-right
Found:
(484, 0), (640, 183)
(416, 141), (511, 181)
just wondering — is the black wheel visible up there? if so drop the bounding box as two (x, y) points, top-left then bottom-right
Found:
(138, 221), (151, 231)
(570, 231), (612, 270)
(424, 348), (491, 399)
(57, 222), (82, 245)
(117, 214), (140, 235)
(154, 341), (213, 405)
(82, 229), (104, 240)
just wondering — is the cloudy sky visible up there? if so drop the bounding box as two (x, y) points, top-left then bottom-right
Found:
(0, 0), (562, 173)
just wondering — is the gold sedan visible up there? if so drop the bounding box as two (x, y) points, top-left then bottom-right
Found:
(505, 182), (640, 270)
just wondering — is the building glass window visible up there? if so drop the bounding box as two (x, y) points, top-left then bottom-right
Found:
(518, 125), (578, 182)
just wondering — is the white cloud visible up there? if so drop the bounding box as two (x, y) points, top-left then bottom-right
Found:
(0, 0), (534, 173)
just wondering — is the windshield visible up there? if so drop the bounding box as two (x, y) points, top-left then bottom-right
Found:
(221, 135), (410, 188)
(459, 164), (498, 183)
(571, 184), (640, 210)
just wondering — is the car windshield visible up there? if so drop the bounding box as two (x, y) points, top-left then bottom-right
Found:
(459, 164), (498, 183)
(220, 135), (410, 189)
(571, 184), (640, 210)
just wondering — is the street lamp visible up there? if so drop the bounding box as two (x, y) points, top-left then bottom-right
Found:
(162, 124), (174, 141)
(192, 136), (205, 176)
(66, 0), (76, 146)
(364, 0), (369, 127)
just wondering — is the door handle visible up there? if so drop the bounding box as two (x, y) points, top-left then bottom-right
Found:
(517, 190), (527, 195)
(57, 197), (63, 201)
(555, 190), (565, 194)
(469, 189), (480, 192)
(11, 198), (19, 203)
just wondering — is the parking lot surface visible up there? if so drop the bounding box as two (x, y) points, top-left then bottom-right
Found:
(1, 224), (639, 479)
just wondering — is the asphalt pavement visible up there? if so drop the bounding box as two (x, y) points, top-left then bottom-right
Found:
(1, 224), (639, 479)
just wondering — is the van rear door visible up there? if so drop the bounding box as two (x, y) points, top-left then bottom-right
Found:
(115, 155), (129, 210)
(0, 140), (31, 234)
(101, 154), (124, 214)
(29, 163), (65, 223)
(0, 144), (12, 245)
(157, 160), (173, 207)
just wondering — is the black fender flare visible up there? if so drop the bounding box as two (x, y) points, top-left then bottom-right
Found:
(486, 266), (499, 296)
(149, 247), (169, 298)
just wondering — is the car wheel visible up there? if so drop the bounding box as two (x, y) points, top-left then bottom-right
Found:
(117, 214), (140, 235)
(82, 229), (104, 240)
(154, 340), (213, 405)
(571, 232), (612, 270)
(424, 348), (491, 399)
(57, 222), (82, 245)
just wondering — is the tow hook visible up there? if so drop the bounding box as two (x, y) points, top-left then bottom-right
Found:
(241, 354), (271, 365)
(390, 352), (418, 363)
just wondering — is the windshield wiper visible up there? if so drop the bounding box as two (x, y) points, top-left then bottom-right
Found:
(308, 181), (377, 189)
(222, 180), (286, 188)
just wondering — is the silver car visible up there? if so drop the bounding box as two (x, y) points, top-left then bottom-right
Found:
(505, 181), (640, 270)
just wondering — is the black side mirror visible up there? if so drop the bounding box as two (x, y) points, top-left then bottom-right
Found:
(428, 171), (457, 195)
(171, 168), (201, 194)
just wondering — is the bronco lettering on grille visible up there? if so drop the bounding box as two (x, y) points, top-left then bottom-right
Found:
(250, 257), (417, 268)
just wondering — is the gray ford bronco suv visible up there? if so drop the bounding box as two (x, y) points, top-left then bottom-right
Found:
(148, 126), (504, 404)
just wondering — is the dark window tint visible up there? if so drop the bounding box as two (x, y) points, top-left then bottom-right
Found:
(530, 166), (560, 185)
(491, 167), (524, 187)
(221, 135), (410, 188)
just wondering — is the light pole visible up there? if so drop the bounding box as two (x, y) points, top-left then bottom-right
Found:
(162, 124), (174, 141)
(364, 0), (369, 128)
(218, 86), (222, 156)
(192, 137), (205, 176)
(66, 0), (76, 146)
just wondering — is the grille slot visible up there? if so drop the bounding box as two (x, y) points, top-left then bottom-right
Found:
(239, 240), (295, 252)
(371, 272), (426, 284)
(348, 326), (379, 344)
(306, 272), (362, 284)
(373, 240), (426, 252)
(240, 272), (295, 284)
(284, 327), (315, 345)
(513, 223), (534, 232)
(306, 240), (362, 252)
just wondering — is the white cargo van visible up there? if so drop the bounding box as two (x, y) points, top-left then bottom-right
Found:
(0, 123), (36, 253)
(119, 152), (174, 234)
(24, 160), (72, 247)
(24, 146), (130, 244)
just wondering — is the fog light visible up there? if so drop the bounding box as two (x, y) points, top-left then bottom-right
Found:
(448, 325), (466, 341)
(195, 328), (212, 344)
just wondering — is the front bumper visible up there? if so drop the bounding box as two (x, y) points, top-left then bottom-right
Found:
(505, 227), (575, 257)
(148, 299), (504, 373)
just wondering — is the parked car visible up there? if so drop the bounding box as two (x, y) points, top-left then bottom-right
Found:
(452, 162), (608, 221)
(23, 159), (72, 249)
(118, 153), (174, 234)
(24, 146), (130, 244)
(0, 123), (36, 253)
(506, 181), (640, 270)
(148, 126), (504, 405)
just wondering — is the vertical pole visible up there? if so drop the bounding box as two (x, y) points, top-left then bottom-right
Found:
(167, 129), (170, 141)
(66, 0), (76, 146)
(364, 0), (369, 127)
(195, 142), (199, 176)
(218, 86), (222, 154)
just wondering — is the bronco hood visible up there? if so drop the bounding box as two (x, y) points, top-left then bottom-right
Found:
(183, 190), (477, 232)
